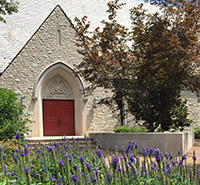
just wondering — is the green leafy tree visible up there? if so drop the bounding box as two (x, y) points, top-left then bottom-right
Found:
(0, 88), (30, 141)
(0, 0), (18, 23)
(73, 0), (200, 131)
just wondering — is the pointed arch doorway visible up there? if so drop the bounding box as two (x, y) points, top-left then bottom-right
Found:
(32, 62), (87, 137)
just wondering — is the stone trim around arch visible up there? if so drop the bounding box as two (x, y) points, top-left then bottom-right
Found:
(31, 61), (88, 137)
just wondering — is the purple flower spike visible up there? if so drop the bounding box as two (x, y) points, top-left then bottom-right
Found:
(11, 171), (14, 177)
(86, 163), (92, 171)
(16, 132), (20, 140)
(33, 170), (37, 179)
(178, 150), (181, 156)
(49, 173), (54, 180)
(94, 167), (99, 175)
(126, 143), (133, 151)
(182, 155), (187, 161)
(96, 149), (102, 158)
(58, 160), (63, 166)
(92, 178), (97, 182)
(143, 148), (148, 157)
(13, 153), (17, 162)
(72, 175), (77, 182)
(80, 156), (84, 163)
(135, 143), (138, 149)
(73, 164), (78, 170)
(193, 151), (197, 161)
(128, 152), (135, 162)
(24, 167), (30, 174)
(111, 156), (119, 169)
(155, 149), (161, 162)
(150, 148), (154, 154)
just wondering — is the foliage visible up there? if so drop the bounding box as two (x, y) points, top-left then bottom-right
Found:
(73, 0), (200, 132)
(194, 126), (200, 139)
(0, 134), (199, 184)
(0, 88), (30, 141)
(0, 0), (18, 23)
(113, 125), (147, 133)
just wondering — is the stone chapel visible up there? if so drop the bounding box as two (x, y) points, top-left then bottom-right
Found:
(0, 1), (199, 138)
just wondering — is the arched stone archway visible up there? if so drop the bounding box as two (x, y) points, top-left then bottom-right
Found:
(31, 62), (87, 137)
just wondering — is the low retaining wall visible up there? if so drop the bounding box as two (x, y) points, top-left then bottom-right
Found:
(89, 130), (194, 155)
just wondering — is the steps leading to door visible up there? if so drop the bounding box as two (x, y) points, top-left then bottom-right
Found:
(26, 136), (97, 148)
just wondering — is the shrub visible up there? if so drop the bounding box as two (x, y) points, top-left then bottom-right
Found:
(194, 126), (200, 139)
(0, 88), (31, 141)
(113, 125), (147, 133)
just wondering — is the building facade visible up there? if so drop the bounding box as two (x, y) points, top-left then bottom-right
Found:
(0, 1), (199, 138)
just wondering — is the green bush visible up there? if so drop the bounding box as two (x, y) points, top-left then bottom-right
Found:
(0, 88), (31, 141)
(194, 126), (200, 139)
(113, 125), (147, 133)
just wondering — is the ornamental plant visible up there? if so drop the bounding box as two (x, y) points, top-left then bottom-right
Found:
(0, 88), (31, 141)
(0, 133), (199, 184)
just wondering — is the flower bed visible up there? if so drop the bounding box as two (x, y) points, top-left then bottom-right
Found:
(0, 132), (198, 184)
(90, 130), (194, 155)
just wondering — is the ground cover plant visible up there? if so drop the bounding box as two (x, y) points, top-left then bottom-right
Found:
(0, 133), (199, 184)
(113, 125), (147, 133)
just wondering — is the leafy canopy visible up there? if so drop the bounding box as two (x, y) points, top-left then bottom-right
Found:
(73, 0), (200, 131)
(0, 0), (18, 23)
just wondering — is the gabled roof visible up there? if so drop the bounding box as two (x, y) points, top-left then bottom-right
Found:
(0, 0), (157, 73)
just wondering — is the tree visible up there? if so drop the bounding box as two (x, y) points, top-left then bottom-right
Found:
(0, 0), (18, 23)
(0, 88), (30, 141)
(73, 0), (200, 131)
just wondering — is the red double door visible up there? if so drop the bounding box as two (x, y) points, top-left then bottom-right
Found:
(43, 100), (74, 136)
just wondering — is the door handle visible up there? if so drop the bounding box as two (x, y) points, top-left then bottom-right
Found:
(58, 120), (61, 126)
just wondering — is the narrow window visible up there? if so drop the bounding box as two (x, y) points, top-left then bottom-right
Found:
(57, 29), (61, 45)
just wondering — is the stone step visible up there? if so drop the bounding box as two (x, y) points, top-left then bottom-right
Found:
(26, 136), (97, 148)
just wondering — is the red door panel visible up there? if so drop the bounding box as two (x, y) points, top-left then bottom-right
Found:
(59, 101), (74, 135)
(43, 100), (74, 136)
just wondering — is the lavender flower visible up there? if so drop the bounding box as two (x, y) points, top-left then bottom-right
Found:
(73, 164), (78, 170)
(193, 151), (197, 161)
(4, 165), (8, 176)
(58, 160), (64, 166)
(94, 167), (99, 175)
(150, 148), (154, 154)
(126, 143), (133, 151)
(155, 149), (161, 162)
(16, 132), (20, 140)
(111, 156), (119, 169)
(182, 155), (187, 161)
(143, 148), (148, 157)
(24, 167), (30, 174)
(92, 177), (97, 182)
(71, 175), (77, 182)
(49, 173), (54, 180)
(96, 149), (102, 158)
(33, 170), (37, 179)
(11, 171), (14, 177)
(80, 156), (84, 163)
(86, 163), (92, 171)
(13, 153), (17, 162)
